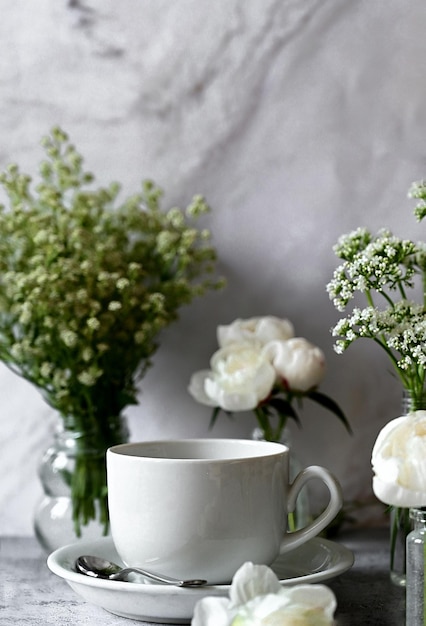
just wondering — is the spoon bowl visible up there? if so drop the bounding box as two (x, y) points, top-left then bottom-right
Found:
(75, 555), (208, 587)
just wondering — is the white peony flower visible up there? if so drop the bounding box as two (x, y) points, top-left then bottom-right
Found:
(188, 317), (349, 437)
(372, 410), (426, 507)
(263, 338), (325, 391)
(217, 316), (294, 348)
(188, 343), (276, 411)
(191, 562), (337, 626)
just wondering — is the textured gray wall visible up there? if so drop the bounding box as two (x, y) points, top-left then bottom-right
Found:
(1, 1), (426, 534)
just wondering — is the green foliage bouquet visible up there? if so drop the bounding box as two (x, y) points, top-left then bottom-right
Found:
(0, 127), (223, 534)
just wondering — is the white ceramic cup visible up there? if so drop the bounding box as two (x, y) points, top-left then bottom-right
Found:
(107, 438), (342, 584)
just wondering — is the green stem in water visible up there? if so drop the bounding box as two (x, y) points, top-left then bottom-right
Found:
(390, 507), (411, 578)
(70, 452), (109, 536)
(60, 415), (127, 537)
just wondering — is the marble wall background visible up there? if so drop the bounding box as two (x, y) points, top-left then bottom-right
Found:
(1, 0), (426, 535)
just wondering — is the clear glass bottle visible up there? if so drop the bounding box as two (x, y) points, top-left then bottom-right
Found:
(390, 390), (426, 587)
(406, 508), (426, 625)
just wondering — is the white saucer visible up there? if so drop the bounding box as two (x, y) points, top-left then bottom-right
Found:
(47, 536), (354, 624)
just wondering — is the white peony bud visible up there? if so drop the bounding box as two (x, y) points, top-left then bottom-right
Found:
(263, 337), (325, 391)
(217, 316), (294, 348)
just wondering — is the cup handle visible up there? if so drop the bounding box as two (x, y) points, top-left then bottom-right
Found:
(279, 465), (343, 554)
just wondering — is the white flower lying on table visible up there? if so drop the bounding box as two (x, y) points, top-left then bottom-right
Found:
(189, 315), (350, 442)
(372, 410), (426, 507)
(191, 562), (337, 626)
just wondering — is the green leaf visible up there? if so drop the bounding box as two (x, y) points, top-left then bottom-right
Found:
(267, 397), (301, 427)
(209, 406), (228, 430)
(307, 390), (352, 434)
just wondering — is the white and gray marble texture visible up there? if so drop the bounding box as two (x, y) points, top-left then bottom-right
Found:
(1, 1), (426, 536)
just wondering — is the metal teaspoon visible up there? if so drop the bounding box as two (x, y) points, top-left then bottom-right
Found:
(75, 555), (208, 587)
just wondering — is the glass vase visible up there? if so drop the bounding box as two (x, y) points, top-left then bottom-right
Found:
(390, 389), (426, 587)
(252, 425), (311, 530)
(34, 415), (128, 552)
(406, 508), (426, 625)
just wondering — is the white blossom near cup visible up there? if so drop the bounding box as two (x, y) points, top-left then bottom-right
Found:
(188, 318), (350, 440)
(107, 439), (342, 584)
(188, 343), (276, 411)
(263, 337), (326, 391)
(191, 561), (337, 626)
(217, 316), (295, 348)
(371, 410), (426, 507)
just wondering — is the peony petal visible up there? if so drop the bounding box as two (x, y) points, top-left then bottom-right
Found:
(229, 562), (282, 607)
(188, 370), (218, 406)
(217, 316), (294, 348)
(202, 344), (275, 411)
(230, 584), (336, 626)
(204, 378), (260, 411)
(191, 596), (233, 626)
(263, 338), (325, 391)
(373, 474), (426, 507)
(255, 316), (295, 344)
(282, 584), (337, 619)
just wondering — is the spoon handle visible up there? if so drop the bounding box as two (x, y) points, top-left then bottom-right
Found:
(111, 567), (207, 587)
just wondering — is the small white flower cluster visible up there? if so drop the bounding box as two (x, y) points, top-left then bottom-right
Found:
(409, 179), (426, 221)
(327, 201), (426, 398)
(0, 127), (223, 425)
(331, 302), (426, 370)
(327, 228), (417, 312)
(192, 562), (336, 626)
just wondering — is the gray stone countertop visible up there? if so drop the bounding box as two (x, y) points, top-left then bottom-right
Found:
(1, 528), (405, 625)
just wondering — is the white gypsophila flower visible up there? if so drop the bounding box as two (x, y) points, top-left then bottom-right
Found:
(148, 292), (166, 309)
(81, 348), (93, 362)
(217, 316), (294, 348)
(87, 317), (101, 331)
(116, 278), (130, 290)
(332, 227), (372, 261)
(97, 271), (111, 282)
(166, 207), (185, 228)
(188, 343), (276, 411)
(43, 316), (54, 329)
(18, 302), (32, 325)
(263, 338), (325, 392)
(156, 230), (179, 252)
(191, 562), (336, 626)
(108, 301), (122, 311)
(10, 342), (24, 360)
(327, 231), (418, 314)
(134, 330), (146, 345)
(77, 367), (102, 387)
(60, 329), (78, 348)
(372, 411), (426, 507)
(33, 229), (49, 245)
(40, 362), (53, 378)
(181, 228), (198, 247)
(331, 300), (426, 374)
